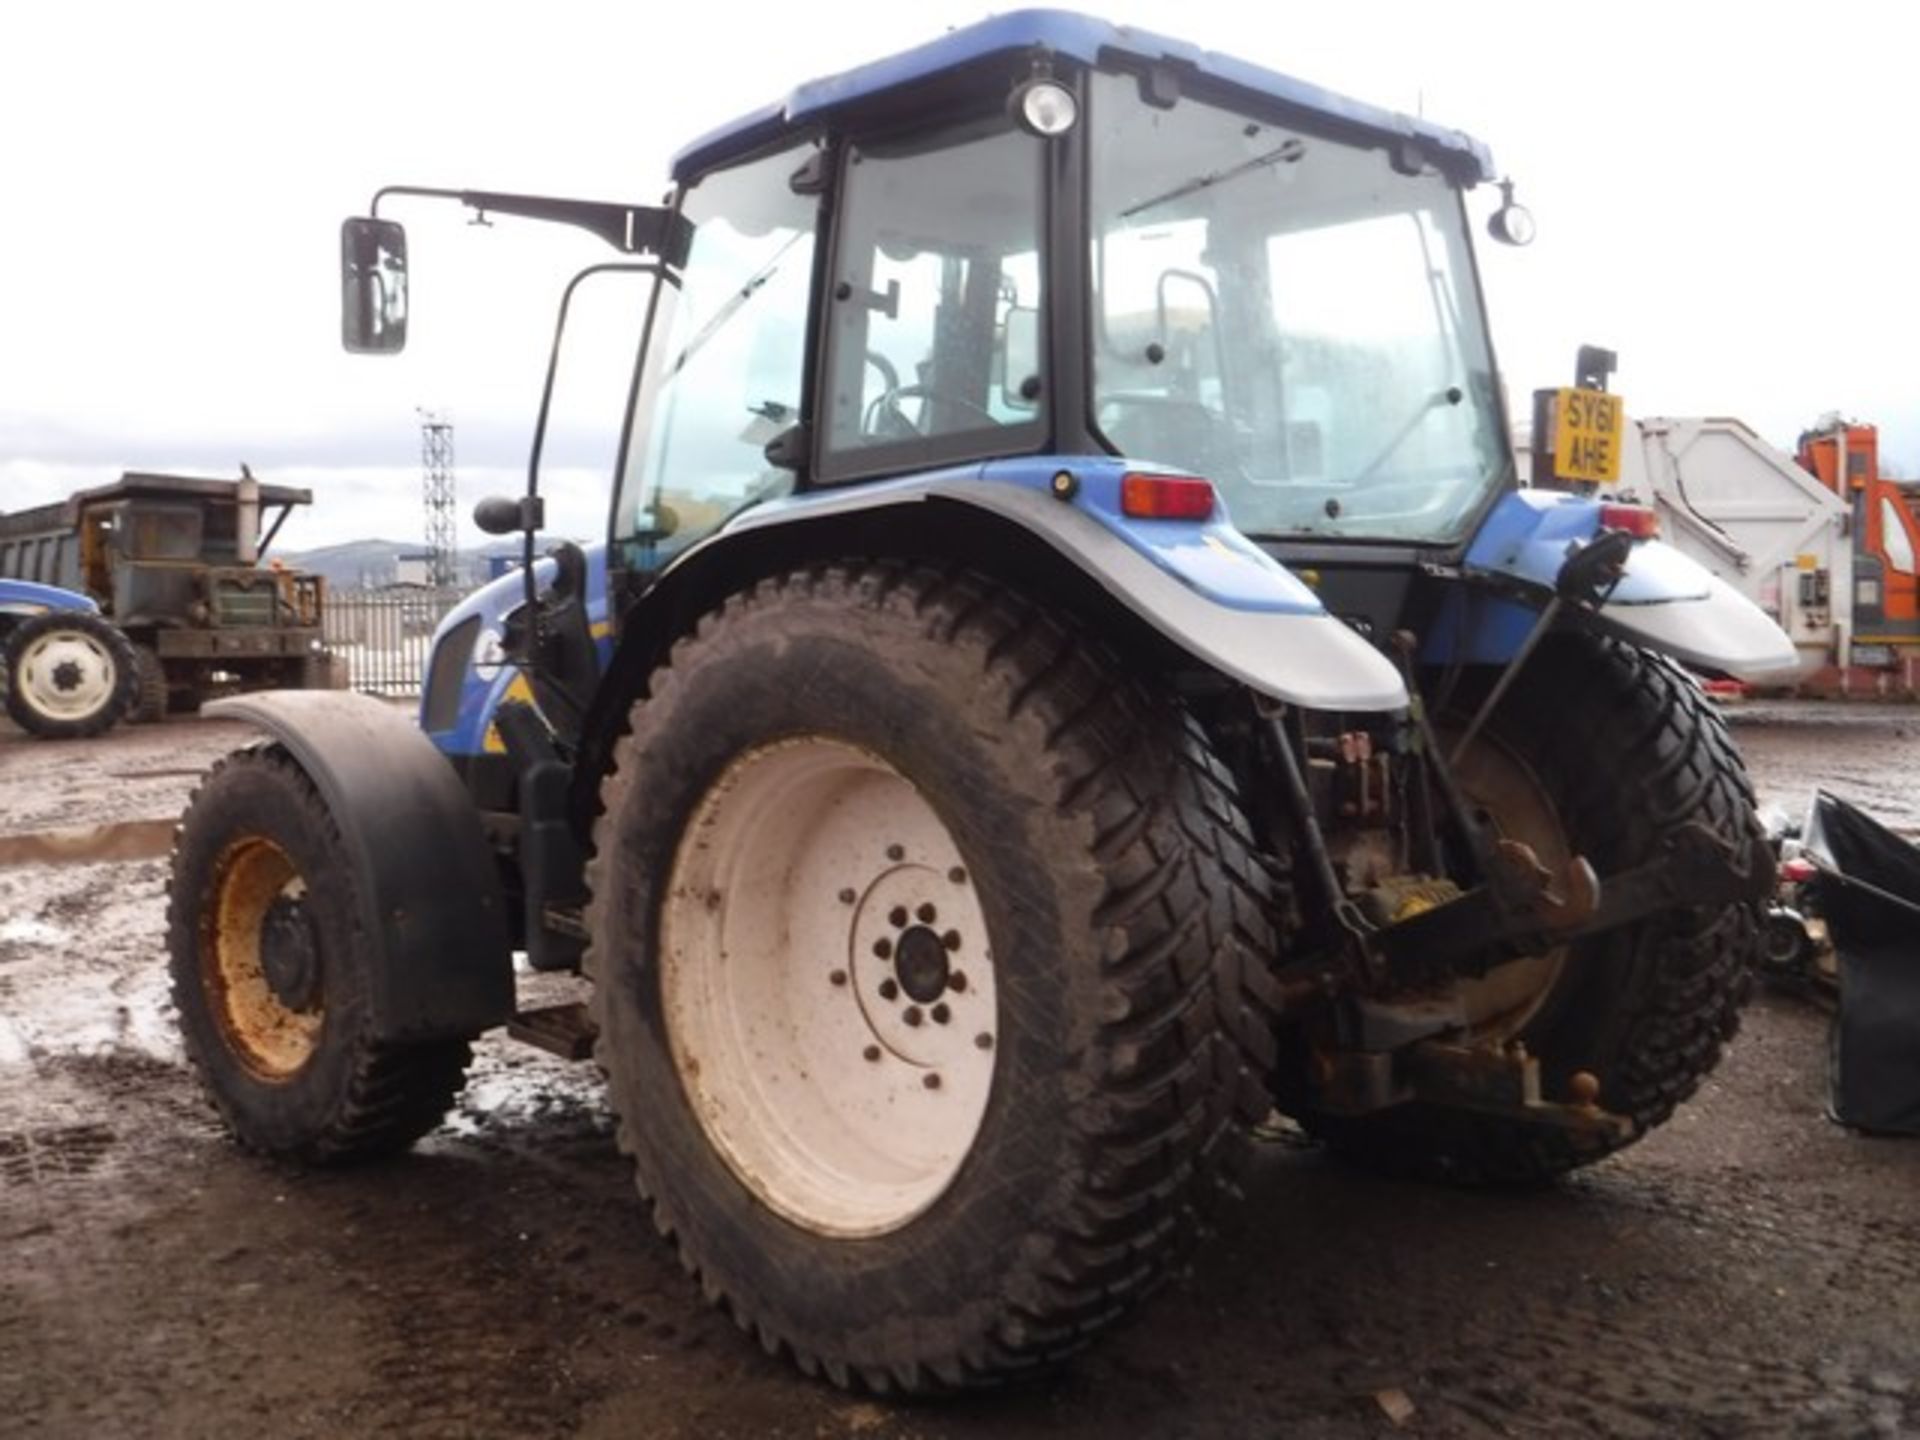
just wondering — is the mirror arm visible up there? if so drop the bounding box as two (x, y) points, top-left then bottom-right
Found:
(370, 186), (691, 266)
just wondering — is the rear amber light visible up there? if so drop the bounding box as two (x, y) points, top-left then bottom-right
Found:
(1599, 502), (1659, 538)
(1121, 473), (1215, 520)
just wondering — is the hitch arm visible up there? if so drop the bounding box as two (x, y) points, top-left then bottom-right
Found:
(1371, 822), (1771, 981)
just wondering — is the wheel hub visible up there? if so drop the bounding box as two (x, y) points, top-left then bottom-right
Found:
(259, 895), (321, 1012)
(51, 660), (84, 692)
(893, 925), (950, 1003)
(849, 865), (988, 1071)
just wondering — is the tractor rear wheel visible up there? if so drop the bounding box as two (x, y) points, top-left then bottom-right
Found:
(1296, 635), (1764, 1183)
(585, 562), (1278, 1392)
(167, 746), (472, 1162)
(3, 610), (136, 739)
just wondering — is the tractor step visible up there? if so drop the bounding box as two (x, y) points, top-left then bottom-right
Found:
(506, 1002), (598, 1060)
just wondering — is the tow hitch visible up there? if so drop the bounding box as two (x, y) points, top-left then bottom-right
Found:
(1308, 814), (1770, 1136)
(1372, 821), (1774, 984)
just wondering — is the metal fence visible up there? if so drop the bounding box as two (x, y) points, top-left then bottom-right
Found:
(323, 586), (466, 696)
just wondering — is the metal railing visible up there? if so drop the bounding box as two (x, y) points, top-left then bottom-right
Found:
(323, 586), (466, 696)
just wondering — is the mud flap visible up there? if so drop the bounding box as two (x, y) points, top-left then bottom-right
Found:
(204, 691), (515, 1042)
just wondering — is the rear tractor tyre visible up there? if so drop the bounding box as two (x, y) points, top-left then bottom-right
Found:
(585, 562), (1278, 1392)
(3, 610), (136, 739)
(1297, 635), (1764, 1184)
(167, 746), (472, 1162)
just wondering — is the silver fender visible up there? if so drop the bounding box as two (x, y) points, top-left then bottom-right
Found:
(1598, 542), (1801, 683)
(724, 477), (1409, 712)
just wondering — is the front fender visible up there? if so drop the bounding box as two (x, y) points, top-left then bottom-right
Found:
(1461, 490), (1799, 682)
(720, 457), (1408, 711)
(203, 690), (515, 1042)
(0, 578), (100, 618)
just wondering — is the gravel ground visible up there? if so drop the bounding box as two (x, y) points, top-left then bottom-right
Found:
(2, 700), (1917, 1438)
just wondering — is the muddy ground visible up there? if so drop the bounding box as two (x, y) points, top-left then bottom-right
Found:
(3, 701), (1918, 1438)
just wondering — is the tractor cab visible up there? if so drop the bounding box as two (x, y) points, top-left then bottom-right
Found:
(344, 10), (1525, 660)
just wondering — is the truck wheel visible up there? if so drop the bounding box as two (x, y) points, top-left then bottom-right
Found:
(167, 746), (472, 1162)
(2, 610), (136, 738)
(131, 644), (168, 724)
(1300, 635), (1763, 1183)
(585, 562), (1277, 1392)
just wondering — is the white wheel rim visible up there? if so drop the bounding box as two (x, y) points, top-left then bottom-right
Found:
(16, 627), (116, 721)
(661, 737), (997, 1238)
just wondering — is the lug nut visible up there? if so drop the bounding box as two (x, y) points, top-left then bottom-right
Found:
(975, 1032), (994, 1050)
(931, 1003), (951, 1025)
(838, 888), (856, 905)
(863, 1045), (882, 1063)
(886, 844), (905, 862)
(948, 971), (968, 993)
(941, 930), (961, 951)
(872, 938), (893, 959)
(904, 1006), (923, 1027)
(879, 979), (899, 1001)
(923, 1073), (942, 1090)
(948, 866), (967, 885)
(829, 969), (848, 987)
(916, 902), (937, 924)
(889, 906), (908, 928)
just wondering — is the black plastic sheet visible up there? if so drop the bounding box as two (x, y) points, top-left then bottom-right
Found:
(1806, 790), (1920, 1135)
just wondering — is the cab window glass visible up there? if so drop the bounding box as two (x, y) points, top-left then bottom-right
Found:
(615, 140), (818, 569)
(822, 117), (1045, 474)
(1880, 496), (1915, 574)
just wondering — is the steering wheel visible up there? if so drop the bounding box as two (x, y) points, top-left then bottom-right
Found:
(862, 353), (997, 438)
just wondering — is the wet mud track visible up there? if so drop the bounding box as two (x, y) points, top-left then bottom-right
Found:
(2, 705), (1918, 1437)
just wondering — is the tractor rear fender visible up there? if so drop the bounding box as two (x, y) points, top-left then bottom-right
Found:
(1439, 488), (1801, 683)
(574, 457), (1408, 821)
(203, 690), (515, 1042)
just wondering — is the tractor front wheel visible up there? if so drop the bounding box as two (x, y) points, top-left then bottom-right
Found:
(3, 610), (136, 739)
(585, 563), (1277, 1392)
(167, 746), (472, 1162)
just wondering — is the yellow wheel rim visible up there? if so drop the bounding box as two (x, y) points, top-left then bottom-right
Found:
(202, 837), (323, 1078)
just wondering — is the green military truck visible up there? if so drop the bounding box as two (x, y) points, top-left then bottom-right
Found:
(0, 470), (339, 718)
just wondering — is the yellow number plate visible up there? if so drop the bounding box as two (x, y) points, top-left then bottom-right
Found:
(1552, 387), (1626, 485)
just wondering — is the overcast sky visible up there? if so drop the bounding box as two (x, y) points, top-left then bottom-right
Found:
(5, 1), (1917, 551)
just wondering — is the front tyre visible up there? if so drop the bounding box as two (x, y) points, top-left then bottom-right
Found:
(1301, 635), (1764, 1184)
(3, 610), (136, 738)
(166, 746), (472, 1162)
(586, 563), (1277, 1392)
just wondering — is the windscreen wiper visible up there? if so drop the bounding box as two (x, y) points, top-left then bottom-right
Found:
(1121, 139), (1306, 220)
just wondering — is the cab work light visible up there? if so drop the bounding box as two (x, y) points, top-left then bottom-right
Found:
(1121, 473), (1215, 520)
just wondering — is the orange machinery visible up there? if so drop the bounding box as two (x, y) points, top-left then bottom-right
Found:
(1796, 419), (1920, 662)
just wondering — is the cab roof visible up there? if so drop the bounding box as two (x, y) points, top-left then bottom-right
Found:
(670, 9), (1495, 185)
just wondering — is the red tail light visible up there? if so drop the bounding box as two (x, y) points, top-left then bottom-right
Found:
(1121, 473), (1215, 520)
(1779, 857), (1816, 883)
(1599, 502), (1660, 538)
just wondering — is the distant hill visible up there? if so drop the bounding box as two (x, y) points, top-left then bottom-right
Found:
(278, 539), (524, 589)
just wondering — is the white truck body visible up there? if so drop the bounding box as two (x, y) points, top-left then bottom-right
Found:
(1520, 416), (1850, 678)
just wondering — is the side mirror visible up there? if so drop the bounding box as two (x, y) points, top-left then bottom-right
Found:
(341, 217), (409, 354)
(1000, 305), (1041, 409)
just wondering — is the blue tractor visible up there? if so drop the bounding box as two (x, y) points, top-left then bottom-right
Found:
(167, 12), (1796, 1391)
(0, 578), (136, 738)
